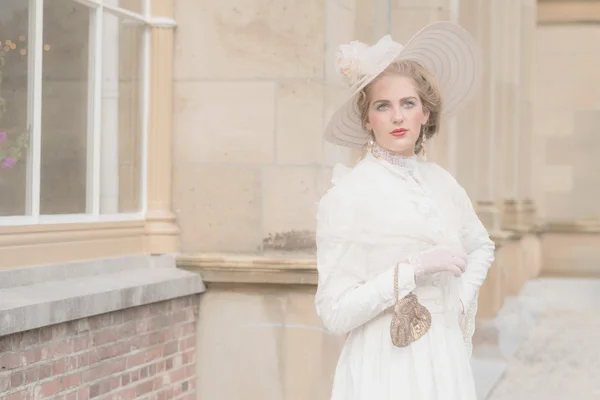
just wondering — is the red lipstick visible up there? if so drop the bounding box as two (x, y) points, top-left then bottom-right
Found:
(390, 128), (407, 137)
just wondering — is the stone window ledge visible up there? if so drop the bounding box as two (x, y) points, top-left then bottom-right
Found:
(0, 255), (205, 337)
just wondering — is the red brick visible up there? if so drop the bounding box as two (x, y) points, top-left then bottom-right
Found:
(163, 341), (178, 357)
(185, 365), (195, 379)
(72, 335), (92, 352)
(126, 351), (146, 369)
(178, 323), (195, 337)
(77, 352), (91, 369)
(48, 341), (72, 359)
(39, 363), (53, 380)
(88, 314), (112, 330)
(37, 379), (61, 398)
(156, 360), (165, 373)
(93, 330), (119, 346)
(169, 367), (186, 383)
(10, 371), (24, 388)
(66, 393), (78, 400)
(0, 375), (10, 392)
(82, 358), (126, 383)
(22, 348), (42, 366)
(144, 347), (162, 363)
(131, 369), (141, 384)
(171, 311), (188, 325)
(0, 353), (23, 370)
(23, 366), (39, 384)
(7, 389), (30, 400)
(182, 350), (195, 365)
(121, 372), (131, 387)
(111, 386), (137, 400)
(92, 341), (130, 364)
(0, 335), (13, 352)
(181, 380), (190, 392)
(52, 356), (77, 375)
(110, 312), (123, 326)
(119, 321), (137, 337)
(136, 380), (154, 396)
(150, 302), (168, 315)
(77, 387), (90, 400)
(152, 376), (164, 389)
(180, 336), (195, 351)
(89, 376), (119, 398)
(140, 366), (149, 380)
(149, 331), (166, 346)
(149, 315), (170, 331)
(62, 372), (81, 390)
(20, 330), (40, 348)
(77, 319), (91, 333)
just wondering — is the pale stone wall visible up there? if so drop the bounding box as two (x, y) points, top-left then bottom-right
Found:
(532, 24), (600, 222)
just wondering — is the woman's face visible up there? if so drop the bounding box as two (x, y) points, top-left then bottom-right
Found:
(365, 74), (429, 156)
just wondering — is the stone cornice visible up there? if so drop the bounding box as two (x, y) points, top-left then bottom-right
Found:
(177, 253), (318, 285)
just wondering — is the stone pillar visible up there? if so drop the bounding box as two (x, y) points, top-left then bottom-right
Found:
(501, 0), (522, 230)
(519, 0), (538, 228)
(456, 0), (483, 197)
(145, 0), (179, 253)
(475, 0), (501, 233)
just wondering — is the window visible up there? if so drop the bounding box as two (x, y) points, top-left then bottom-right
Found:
(0, 0), (150, 224)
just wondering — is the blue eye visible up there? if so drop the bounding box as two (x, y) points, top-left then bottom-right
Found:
(376, 103), (388, 111)
(404, 100), (416, 108)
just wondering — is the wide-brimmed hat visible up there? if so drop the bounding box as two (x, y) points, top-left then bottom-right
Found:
(324, 21), (482, 148)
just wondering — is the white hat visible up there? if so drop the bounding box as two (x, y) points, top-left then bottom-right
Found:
(324, 21), (482, 148)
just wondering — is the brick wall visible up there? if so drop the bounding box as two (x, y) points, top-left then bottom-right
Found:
(0, 295), (199, 400)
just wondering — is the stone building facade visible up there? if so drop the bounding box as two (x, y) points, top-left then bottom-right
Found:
(1, 0), (598, 399)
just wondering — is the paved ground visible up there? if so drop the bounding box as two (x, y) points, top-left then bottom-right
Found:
(471, 277), (600, 400)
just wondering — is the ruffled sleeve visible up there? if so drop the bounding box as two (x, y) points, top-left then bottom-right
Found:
(314, 177), (416, 336)
(455, 184), (496, 355)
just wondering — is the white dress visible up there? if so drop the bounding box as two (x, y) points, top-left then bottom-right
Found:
(315, 151), (495, 400)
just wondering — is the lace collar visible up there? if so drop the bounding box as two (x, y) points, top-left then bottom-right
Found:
(368, 141), (419, 171)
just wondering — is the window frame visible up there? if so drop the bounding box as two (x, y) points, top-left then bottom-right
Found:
(0, 0), (179, 267)
(1, 0), (153, 226)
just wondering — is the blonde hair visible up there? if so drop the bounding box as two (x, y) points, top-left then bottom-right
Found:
(356, 59), (443, 155)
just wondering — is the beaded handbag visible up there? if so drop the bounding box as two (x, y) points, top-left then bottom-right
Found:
(390, 264), (432, 347)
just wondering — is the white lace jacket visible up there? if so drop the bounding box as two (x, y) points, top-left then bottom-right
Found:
(314, 153), (495, 356)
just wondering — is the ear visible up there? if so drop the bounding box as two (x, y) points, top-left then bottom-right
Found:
(421, 109), (430, 125)
(365, 116), (372, 131)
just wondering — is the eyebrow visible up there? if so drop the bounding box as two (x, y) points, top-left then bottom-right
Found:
(372, 96), (418, 104)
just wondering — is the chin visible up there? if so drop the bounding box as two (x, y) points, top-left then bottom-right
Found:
(383, 141), (413, 155)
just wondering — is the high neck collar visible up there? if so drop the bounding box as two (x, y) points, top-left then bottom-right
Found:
(368, 141), (419, 171)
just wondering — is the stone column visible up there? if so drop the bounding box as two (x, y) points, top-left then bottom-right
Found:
(474, 0), (501, 232)
(456, 0), (483, 197)
(501, 1), (522, 230)
(145, 0), (179, 253)
(519, 0), (538, 228)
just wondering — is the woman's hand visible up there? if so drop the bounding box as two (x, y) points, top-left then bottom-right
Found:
(408, 245), (468, 278)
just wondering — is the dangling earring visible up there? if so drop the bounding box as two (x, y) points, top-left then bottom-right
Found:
(420, 130), (428, 161)
(367, 131), (375, 150)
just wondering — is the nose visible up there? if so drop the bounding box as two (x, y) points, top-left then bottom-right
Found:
(392, 105), (404, 124)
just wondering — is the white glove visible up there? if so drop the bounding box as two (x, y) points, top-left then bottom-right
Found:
(408, 245), (468, 278)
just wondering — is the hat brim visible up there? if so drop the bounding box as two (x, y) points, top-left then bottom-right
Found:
(324, 21), (483, 148)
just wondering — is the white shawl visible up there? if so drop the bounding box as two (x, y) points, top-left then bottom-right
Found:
(315, 153), (495, 356)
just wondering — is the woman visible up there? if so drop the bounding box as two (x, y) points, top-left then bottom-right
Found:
(315, 22), (495, 400)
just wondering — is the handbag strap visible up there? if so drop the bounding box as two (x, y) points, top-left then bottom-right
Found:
(393, 262), (399, 302)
